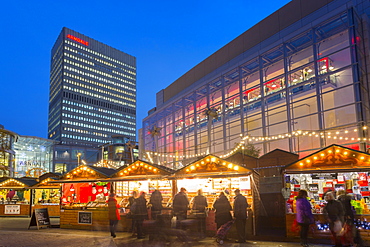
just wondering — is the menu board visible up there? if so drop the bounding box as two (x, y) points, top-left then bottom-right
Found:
(78, 211), (92, 224)
(28, 208), (50, 229)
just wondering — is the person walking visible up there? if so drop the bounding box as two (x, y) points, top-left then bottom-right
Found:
(107, 193), (121, 238)
(233, 189), (248, 243)
(337, 190), (358, 246)
(296, 189), (314, 247)
(172, 187), (189, 228)
(128, 191), (137, 235)
(133, 191), (148, 239)
(324, 191), (345, 247)
(149, 189), (163, 220)
(192, 189), (208, 238)
(213, 191), (233, 230)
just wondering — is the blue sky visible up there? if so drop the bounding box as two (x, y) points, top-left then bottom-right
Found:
(0, 0), (291, 139)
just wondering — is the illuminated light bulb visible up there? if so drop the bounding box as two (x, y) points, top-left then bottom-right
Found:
(329, 66), (334, 70)
(120, 172), (123, 175)
(313, 156), (317, 160)
(128, 168), (131, 171)
(228, 164), (233, 169)
(124, 170), (128, 173)
(351, 138), (355, 140)
(149, 167), (152, 170)
(336, 131), (339, 134)
(363, 126), (368, 130)
(67, 175), (70, 178)
(190, 166), (195, 170)
(234, 166), (239, 171)
(73, 171), (77, 174)
(328, 150), (333, 154)
(361, 156), (365, 160)
(344, 151), (348, 155)
(140, 163), (144, 166)
(83, 167), (87, 170)
(339, 137), (343, 140)
(153, 169), (157, 172)
(223, 162), (226, 165)
(186, 169), (189, 172)
(144, 165), (148, 168)
(358, 138), (361, 141)
(196, 164), (199, 167)
(201, 161), (204, 164)
(300, 162), (304, 166)
(354, 129), (358, 132)
(336, 149), (340, 153)
(306, 160), (311, 163)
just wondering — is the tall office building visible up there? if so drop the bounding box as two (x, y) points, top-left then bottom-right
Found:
(48, 27), (136, 148)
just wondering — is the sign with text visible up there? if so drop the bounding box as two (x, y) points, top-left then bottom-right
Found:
(28, 208), (50, 230)
(4, 205), (20, 214)
(78, 211), (92, 224)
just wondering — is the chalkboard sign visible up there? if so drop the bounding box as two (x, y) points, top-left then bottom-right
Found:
(28, 208), (50, 230)
(78, 211), (92, 224)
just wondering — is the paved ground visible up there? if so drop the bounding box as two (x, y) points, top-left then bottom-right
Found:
(0, 217), (333, 247)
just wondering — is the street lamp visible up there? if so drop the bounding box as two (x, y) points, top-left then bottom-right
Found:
(77, 153), (81, 166)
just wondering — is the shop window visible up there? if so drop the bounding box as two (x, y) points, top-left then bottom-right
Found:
(288, 63), (315, 87)
(264, 77), (285, 96)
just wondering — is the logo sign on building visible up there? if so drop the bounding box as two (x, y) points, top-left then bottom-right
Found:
(67, 34), (89, 46)
(5, 205), (20, 214)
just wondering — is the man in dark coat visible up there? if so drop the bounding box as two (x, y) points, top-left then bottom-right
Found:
(132, 191), (148, 239)
(213, 191), (233, 229)
(233, 189), (248, 243)
(192, 189), (208, 238)
(172, 187), (189, 228)
(149, 189), (163, 220)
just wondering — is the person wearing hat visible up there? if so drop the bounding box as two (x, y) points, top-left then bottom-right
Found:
(233, 189), (249, 243)
(108, 193), (121, 238)
(172, 187), (189, 228)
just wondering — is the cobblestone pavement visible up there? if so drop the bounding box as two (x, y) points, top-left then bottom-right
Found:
(0, 217), (332, 247)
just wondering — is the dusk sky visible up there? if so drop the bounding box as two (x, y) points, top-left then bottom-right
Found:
(0, 0), (291, 139)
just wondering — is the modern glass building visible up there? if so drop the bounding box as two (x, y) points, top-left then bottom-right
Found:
(13, 136), (55, 178)
(0, 125), (18, 177)
(48, 27), (137, 148)
(142, 0), (370, 169)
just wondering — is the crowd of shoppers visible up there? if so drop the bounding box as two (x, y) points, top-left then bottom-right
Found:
(109, 188), (250, 243)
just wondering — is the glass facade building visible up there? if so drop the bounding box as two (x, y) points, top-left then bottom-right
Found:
(0, 126), (18, 177)
(142, 0), (370, 169)
(13, 136), (54, 178)
(48, 27), (137, 148)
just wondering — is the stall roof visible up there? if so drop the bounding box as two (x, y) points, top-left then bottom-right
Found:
(284, 144), (370, 173)
(112, 160), (174, 179)
(59, 165), (117, 182)
(31, 177), (61, 188)
(0, 177), (38, 188)
(172, 154), (253, 178)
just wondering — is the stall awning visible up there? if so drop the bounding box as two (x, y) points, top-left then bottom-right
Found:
(172, 154), (253, 178)
(112, 160), (174, 178)
(59, 165), (117, 181)
(284, 144), (370, 173)
(0, 177), (38, 188)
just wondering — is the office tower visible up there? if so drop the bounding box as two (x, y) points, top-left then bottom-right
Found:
(48, 27), (136, 148)
(142, 0), (370, 168)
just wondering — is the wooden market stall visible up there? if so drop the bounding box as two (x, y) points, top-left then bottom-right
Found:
(283, 144), (370, 244)
(56, 165), (117, 230)
(30, 173), (61, 217)
(171, 154), (259, 236)
(0, 177), (37, 216)
(110, 160), (175, 231)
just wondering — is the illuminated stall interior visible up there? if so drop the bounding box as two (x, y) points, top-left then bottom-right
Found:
(59, 165), (116, 208)
(173, 155), (255, 208)
(112, 160), (174, 208)
(0, 178), (37, 204)
(284, 144), (370, 239)
(32, 177), (60, 204)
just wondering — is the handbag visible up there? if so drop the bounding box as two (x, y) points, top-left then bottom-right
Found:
(333, 220), (344, 236)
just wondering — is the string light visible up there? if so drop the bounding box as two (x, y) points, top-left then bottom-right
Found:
(144, 127), (369, 161)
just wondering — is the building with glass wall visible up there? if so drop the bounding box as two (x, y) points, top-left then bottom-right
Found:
(0, 125), (18, 177)
(13, 136), (55, 178)
(142, 0), (370, 169)
(48, 27), (137, 148)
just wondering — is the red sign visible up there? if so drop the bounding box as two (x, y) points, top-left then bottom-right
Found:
(67, 34), (89, 46)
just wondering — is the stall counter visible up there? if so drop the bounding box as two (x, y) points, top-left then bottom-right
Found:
(0, 203), (31, 216)
(286, 213), (370, 244)
(60, 207), (131, 231)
